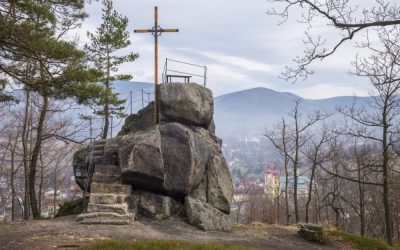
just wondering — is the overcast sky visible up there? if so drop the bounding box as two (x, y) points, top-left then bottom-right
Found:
(79, 0), (373, 99)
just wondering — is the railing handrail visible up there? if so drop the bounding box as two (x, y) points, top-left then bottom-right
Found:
(166, 69), (205, 78)
(83, 118), (96, 213)
(162, 58), (207, 86)
(166, 58), (206, 68)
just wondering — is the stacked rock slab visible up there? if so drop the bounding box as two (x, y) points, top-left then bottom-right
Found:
(76, 141), (134, 225)
(73, 83), (233, 231)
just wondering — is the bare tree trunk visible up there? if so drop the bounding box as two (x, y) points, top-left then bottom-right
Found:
(102, 81), (110, 139)
(357, 163), (365, 236)
(282, 118), (290, 225)
(293, 131), (299, 222)
(334, 208), (340, 228)
(38, 152), (45, 215)
(284, 159), (290, 225)
(276, 195), (280, 224)
(10, 134), (18, 221)
(22, 90), (30, 220)
(53, 166), (58, 218)
(305, 163), (316, 223)
(293, 101), (301, 223)
(382, 116), (393, 246)
(29, 95), (48, 219)
(101, 50), (111, 139)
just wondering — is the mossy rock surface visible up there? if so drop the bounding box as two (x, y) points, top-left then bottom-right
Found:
(298, 224), (326, 244)
(56, 199), (83, 217)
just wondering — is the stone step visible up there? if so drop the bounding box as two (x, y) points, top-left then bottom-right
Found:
(95, 165), (120, 175)
(92, 173), (120, 184)
(80, 218), (130, 225)
(93, 156), (104, 165)
(90, 183), (131, 195)
(77, 212), (134, 221)
(89, 193), (127, 204)
(88, 203), (128, 214)
(94, 144), (105, 150)
(95, 140), (107, 146)
(93, 150), (104, 157)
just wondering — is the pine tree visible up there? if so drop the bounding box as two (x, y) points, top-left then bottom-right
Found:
(1, 0), (103, 219)
(85, 0), (139, 139)
(0, 0), (102, 102)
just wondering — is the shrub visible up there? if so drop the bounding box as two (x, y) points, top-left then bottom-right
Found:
(56, 198), (83, 217)
(327, 229), (390, 250)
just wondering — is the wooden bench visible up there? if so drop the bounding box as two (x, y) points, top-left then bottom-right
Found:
(166, 75), (192, 83)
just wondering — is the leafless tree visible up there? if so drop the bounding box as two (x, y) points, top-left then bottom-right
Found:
(266, 117), (292, 225)
(267, 98), (328, 223)
(335, 27), (400, 245)
(268, 0), (400, 82)
(303, 125), (334, 223)
(0, 95), (91, 220)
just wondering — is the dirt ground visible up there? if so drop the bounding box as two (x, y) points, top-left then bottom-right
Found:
(0, 216), (350, 250)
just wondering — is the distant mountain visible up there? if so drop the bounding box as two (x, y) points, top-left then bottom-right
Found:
(110, 83), (374, 175)
(112, 81), (153, 98)
(110, 82), (372, 138)
(213, 87), (372, 137)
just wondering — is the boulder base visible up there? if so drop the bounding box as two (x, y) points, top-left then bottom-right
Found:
(185, 196), (232, 231)
(73, 83), (233, 231)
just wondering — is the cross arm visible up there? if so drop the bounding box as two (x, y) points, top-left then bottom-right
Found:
(160, 29), (179, 32)
(134, 29), (154, 33)
(134, 28), (179, 33)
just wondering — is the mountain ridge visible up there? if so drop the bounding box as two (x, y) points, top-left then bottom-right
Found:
(110, 82), (373, 137)
(214, 86), (372, 137)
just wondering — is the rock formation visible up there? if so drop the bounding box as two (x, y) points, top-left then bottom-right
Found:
(73, 83), (233, 231)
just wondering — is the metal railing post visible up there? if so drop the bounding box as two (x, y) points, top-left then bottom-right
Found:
(83, 117), (95, 213)
(165, 58), (168, 83)
(204, 66), (207, 87)
(110, 116), (113, 138)
(161, 58), (208, 87)
(141, 89), (144, 108)
(130, 91), (133, 115)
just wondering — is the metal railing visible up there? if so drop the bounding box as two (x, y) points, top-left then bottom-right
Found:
(162, 58), (207, 87)
(82, 118), (95, 213)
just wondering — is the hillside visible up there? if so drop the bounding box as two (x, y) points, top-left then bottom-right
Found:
(214, 87), (371, 137)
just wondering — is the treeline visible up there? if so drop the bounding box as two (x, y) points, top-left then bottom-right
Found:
(265, 0), (400, 246)
(260, 28), (400, 244)
(0, 0), (136, 219)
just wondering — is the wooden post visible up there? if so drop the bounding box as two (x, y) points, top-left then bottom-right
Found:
(134, 6), (179, 124)
(154, 6), (158, 123)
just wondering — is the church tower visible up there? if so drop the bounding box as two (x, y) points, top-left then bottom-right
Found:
(264, 167), (280, 198)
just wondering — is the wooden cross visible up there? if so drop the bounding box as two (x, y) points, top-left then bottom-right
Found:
(134, 6), (179, 124)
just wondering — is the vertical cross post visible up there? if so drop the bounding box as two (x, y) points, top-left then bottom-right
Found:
(134, 7), (179, 124)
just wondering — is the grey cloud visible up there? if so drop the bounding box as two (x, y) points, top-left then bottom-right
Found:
(82, 0), (372, 99)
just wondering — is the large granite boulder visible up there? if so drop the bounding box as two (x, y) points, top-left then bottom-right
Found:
(158, 83), (213, 129)
(73, 83), (233, 231)
(119, 129), (164, 193)
(159, 123), (215, 198)
(185, 196), (232, 231)
(138, 191), (183, 219)
(117, 102), (154, 136)
(206, 154), (233, 214)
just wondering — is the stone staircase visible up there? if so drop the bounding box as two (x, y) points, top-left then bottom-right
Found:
(77, 140), (134, 225)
